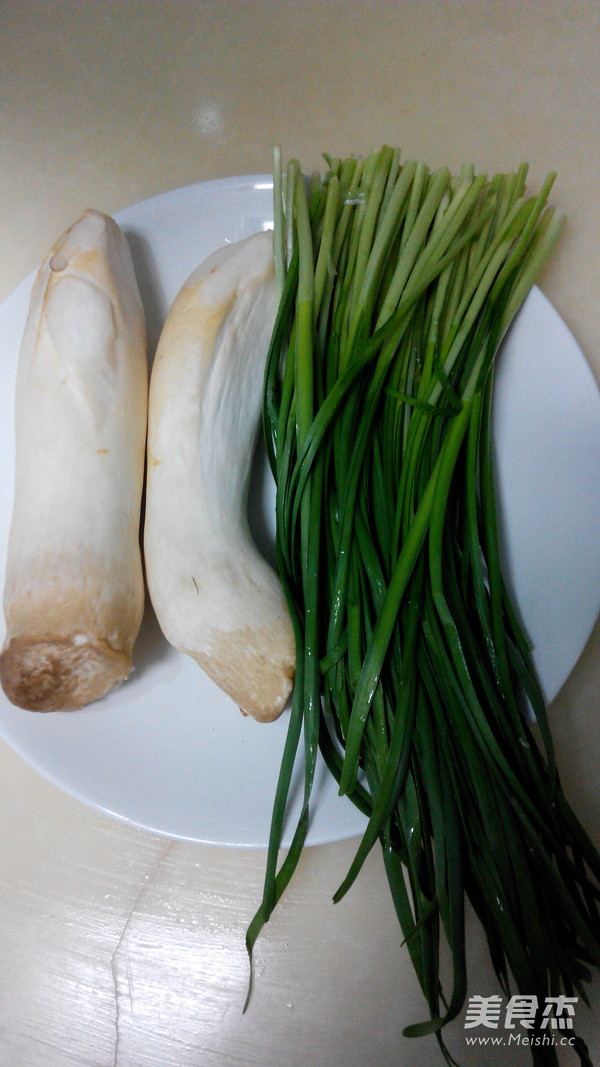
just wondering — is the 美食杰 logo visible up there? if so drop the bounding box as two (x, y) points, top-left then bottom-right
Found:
(463, 994), (578, 1049)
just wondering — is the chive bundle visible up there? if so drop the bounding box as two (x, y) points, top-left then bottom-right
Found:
(247, 147), (600, 1065)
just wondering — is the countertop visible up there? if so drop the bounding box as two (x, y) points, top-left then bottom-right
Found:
(1, 3), (599, 1065)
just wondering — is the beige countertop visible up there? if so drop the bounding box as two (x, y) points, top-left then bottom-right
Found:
(1, 3), (599, 1065)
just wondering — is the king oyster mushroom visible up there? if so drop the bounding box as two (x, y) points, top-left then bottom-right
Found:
(0, 209), (148, 711)
(143, 231), (295, 722)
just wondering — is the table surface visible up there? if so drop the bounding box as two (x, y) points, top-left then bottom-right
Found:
(1, 4), (599, 1066)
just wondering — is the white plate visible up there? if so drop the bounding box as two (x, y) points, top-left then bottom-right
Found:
(0, 176), (599, 847)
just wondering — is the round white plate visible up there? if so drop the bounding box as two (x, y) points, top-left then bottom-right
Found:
(0, 176), (599, 847)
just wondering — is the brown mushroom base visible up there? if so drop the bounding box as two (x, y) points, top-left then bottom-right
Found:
(0, 635), (132, 712)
